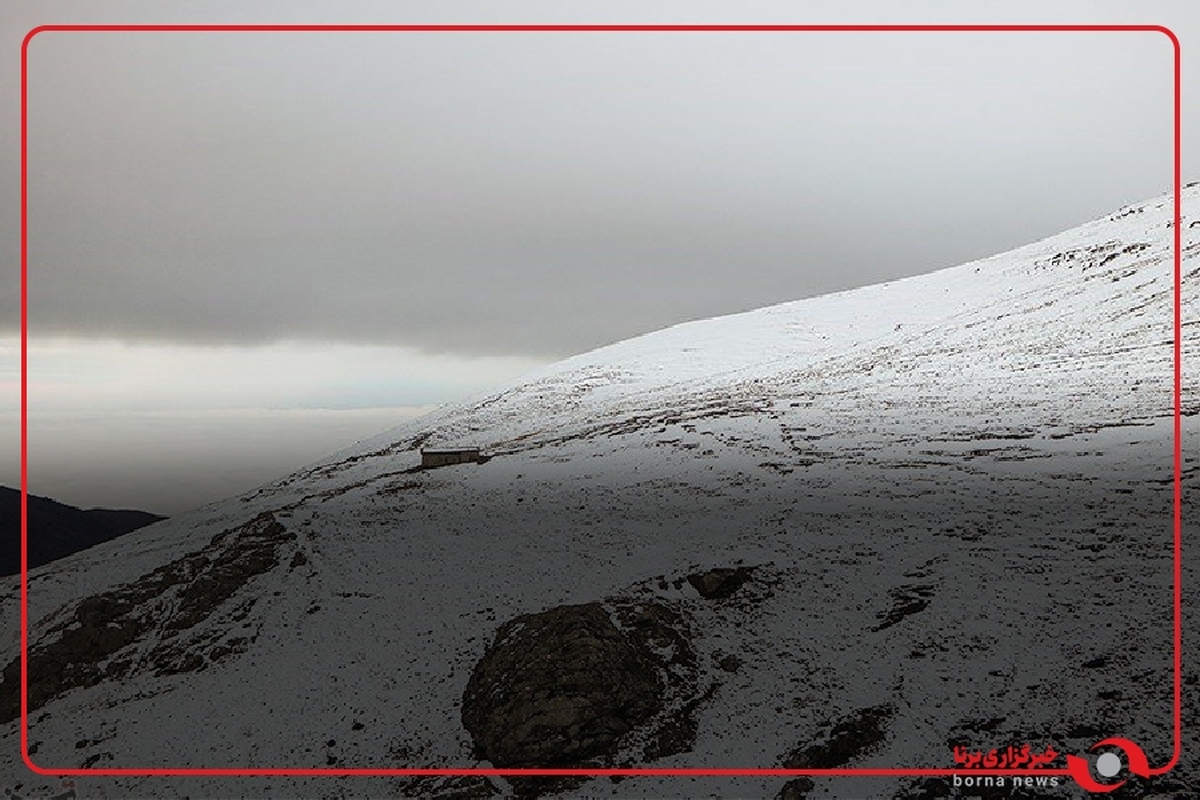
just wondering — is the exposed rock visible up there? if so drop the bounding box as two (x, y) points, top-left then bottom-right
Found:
(461, 603), (663, 769)
(687, 566), (754, 599)
(783, 704), (893, 769)
(0, 512), (292, 723)
(612, 600), (709, 763)
(396, 775), (502, 798)
(777, 777), (816, 799)
(165, 514), (289, 632)
(461, 597), (714, 797)
(716, 654), (742, 673)
(872, 584), (936, 631)
(613, 601), (692, 670)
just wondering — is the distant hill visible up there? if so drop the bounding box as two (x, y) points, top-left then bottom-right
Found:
(0, 486), (166, 576)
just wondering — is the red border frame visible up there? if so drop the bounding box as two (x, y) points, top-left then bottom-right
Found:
(18, 23), (1183, 788)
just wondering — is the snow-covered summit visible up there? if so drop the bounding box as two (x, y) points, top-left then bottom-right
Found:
(319, 183), (1194, 472)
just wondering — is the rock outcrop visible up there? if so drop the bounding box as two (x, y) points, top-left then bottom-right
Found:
(687, 566), (755, 599)
(461, 602), (663, 769)
(0, 512), (292, 723)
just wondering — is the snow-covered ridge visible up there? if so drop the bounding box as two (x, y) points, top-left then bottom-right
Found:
(289, 183), (1195, 486)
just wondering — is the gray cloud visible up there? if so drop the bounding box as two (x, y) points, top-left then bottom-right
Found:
(3, 0), (1198, 513)
(10, 17), (1189, 359)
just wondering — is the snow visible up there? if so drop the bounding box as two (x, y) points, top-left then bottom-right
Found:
(1, 185), (1196, 798)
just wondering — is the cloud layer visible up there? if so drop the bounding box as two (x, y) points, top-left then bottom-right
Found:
(16, 28), (1176, 357)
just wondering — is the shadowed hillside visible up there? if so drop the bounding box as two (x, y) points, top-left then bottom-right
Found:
(0, 486), (165, 576)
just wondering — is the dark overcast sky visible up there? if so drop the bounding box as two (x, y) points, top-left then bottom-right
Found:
(4, 1), (1196, 360)
(2, 0), (1198, 513)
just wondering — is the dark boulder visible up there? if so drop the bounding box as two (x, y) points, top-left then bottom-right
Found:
(687, 566), (754, 599)
(778, 777), (816, 799)
(461, 602), (663, 769)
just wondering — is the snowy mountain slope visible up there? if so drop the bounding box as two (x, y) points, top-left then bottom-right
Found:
(1, 186), (1197, 798)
